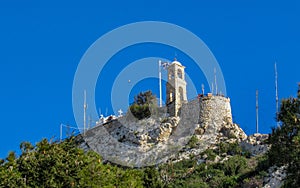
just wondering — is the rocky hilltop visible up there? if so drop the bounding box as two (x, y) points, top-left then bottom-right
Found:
(80, 95), (270, 166)
(75, 94), (286, 187)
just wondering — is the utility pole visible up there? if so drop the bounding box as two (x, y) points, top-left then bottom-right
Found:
(275, 62), (279, 127)
(256, 90), (259, 134)
(83, 90), (87, 136)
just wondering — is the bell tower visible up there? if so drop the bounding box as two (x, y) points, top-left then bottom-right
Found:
(166, 59), (187, 116)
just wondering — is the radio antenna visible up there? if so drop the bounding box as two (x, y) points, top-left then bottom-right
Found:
(275, 62), (279, 127)
(256, 90), (259, 133)
(214, 68), (218, 95)
(83, 90), (87, 135)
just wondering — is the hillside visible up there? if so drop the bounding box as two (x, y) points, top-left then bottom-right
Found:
(0, 132), (278, 187)
(1, 87), (300, 187)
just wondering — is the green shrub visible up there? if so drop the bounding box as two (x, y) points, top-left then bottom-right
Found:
(203, 149), (217, 161)
(188, 135), (199, 148)
(223, 156), (248, 176)
(219, 141), (242, 156)
(142, 167), (163, 188)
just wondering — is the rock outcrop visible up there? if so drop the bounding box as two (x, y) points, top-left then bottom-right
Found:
(80, 95), (249, 167)
(240, 133), (269, 156)
(263, 166), (287, 188)
(102, 116), (180, 149)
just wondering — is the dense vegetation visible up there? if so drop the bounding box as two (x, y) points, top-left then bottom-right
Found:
(267, 88), (300, 187)
(0, 135), (269, 187)
(0, 137), (144, 187)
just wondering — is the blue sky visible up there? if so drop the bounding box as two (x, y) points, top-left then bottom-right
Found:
(0, 1), (300, 158)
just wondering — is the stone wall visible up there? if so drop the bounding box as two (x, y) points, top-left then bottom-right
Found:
(196, 95), (246, 140)
(177, 95), (247, 160)
(197, 95), (232, 132)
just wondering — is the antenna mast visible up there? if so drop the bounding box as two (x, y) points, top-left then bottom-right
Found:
(256, 90), (259, 133)
(214, 68), (218, 95)
(159, 60), (162, 107)
(83, 90), (87, 136)
(275, 62), (279, 127)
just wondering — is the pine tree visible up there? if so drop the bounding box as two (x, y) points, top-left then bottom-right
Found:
(130, 90), (157, 120)
(268, 84), (300, 187)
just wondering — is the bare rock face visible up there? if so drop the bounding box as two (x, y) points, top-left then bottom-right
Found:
(158, 117), (180, 142)
(220, 122), (247, 141)
(102, 116), (180, 149)
(240, 133), (270, 156)
(263, 166), (287, 188)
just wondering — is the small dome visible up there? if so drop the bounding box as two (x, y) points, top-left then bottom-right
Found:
(171, 60), (182, 66)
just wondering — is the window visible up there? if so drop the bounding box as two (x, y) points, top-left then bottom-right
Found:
(177, 69), (183, 79)
(168, 71), (175, 80)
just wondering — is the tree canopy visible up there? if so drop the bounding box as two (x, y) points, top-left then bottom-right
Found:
(0, 137), (144, 187)
(129, 90), (157, 120)
(0, 136), (260, 188)
(268, 85), (300, 187)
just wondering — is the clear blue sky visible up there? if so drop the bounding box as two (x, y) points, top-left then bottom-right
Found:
(1, 1), (300, 158)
